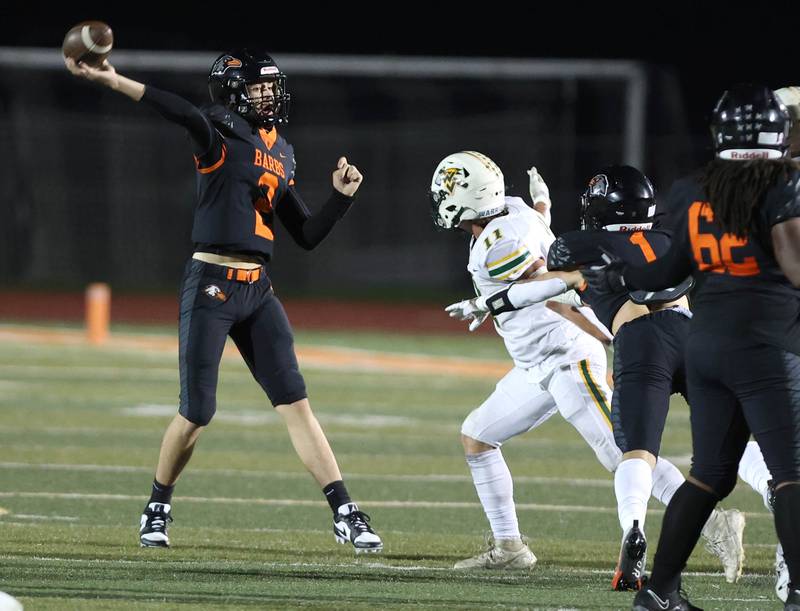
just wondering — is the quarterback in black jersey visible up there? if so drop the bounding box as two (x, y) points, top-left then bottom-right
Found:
(585, 85), (800, 611)
(65, 49), (382, 554)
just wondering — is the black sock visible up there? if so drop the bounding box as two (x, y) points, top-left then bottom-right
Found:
(649, 481), (718, 596)
(323, 480), (351, 513)
(774, 483), (800, 587)
(148, 479), (175, 505)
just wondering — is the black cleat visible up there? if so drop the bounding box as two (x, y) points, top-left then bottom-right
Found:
(632, 585), (703, 611)
(139, 502), (172, 547)
(613, 520), (647, 591)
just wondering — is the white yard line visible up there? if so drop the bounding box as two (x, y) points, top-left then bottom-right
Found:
(0, 554), (774, 588)
(0, 490), (773, 519)
(9, 514), (78, 522)
(0, 461), (613, 487)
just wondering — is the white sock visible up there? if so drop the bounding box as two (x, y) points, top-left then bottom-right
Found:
(466, 448), (520, 540)
(615, 458), (653, 535)
(651, 456), (685, 506)
(738, 440), (773, 509)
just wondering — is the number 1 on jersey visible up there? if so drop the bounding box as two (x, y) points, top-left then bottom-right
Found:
(629, 231), (657, 262)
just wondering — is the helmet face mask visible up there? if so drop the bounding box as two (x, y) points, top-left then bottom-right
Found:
(430, 151), (506, 230)
(208, 50), (291, 128)
(711, 84), (791, 160)
(579, 165), (656, 231)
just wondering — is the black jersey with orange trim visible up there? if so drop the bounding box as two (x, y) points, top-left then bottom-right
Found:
(658, 172), (800, 351)
(192, 104), (296, 260)
(549, 229), (673, 330)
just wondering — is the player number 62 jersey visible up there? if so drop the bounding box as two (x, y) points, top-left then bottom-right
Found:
(468, 197), (586, 372)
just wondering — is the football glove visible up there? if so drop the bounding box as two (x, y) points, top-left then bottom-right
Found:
(580, 248), (628, 295)
(547, 235), (575, 271)
(445, 296), (489, 332)
(527, 166), (551, 208)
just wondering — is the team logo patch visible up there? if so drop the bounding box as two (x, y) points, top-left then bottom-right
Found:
(435, 166), (470, 194)
(587, 173), (609, 198)
(203, 285), (226, 301)
(211, 55), (242, 75)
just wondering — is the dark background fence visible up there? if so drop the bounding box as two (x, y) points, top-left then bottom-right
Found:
(0, 52), (699, 298)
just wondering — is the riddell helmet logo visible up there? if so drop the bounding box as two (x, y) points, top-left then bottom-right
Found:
(436, 167), (469, 194)
(204, 285), (226, 301)
(729, 150), (770, 159)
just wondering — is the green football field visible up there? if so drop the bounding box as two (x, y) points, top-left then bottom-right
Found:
(0, 323), (783, 610)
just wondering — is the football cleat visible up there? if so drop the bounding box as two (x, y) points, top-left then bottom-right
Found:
(632, 585), (703, 611)
(453, 535), (537, 570)
(139, 502), (172, 548)
(776, 543), (790, 603)
(700, 508), (745, 583)
(612, 520), (647, 591)
(333, 503), (382, 554)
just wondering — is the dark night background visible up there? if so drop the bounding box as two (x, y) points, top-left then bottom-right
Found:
(0, 3), (798, 297)
(3, 3), (796, 138)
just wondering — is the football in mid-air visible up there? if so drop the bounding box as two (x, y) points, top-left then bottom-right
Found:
(62, 21), (113, 67)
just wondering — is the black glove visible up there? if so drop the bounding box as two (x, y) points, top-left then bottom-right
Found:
(547, 236), (575, 271)
(580, 247), (628, 295)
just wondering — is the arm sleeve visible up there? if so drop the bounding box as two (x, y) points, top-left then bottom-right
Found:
(507, 278), (569, 307)
(275, 187), (354, 250)
(140, 86), (218, 157)
(481, 277), (569, 316)
(622, 240), (693, 290)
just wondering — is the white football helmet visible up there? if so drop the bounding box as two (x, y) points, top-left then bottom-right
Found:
(430, 151), (505, 229)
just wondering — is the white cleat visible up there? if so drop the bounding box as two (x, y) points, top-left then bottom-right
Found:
(333, 503), (383, 554)
(454, 536), (537, 570)
(139, 502), (172, 548)
(701, 508), (745, 583)
(776, 543), (789, 602)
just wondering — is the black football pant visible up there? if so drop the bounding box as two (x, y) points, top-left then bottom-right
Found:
(686, 333), (800, 496)
(611, 309), (689, 457)
(177, 259), (307, 426)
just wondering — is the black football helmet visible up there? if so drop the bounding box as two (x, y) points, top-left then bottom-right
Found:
(710, 84), (791, 160)
(579, 165), (656, 230)
(208, 49), (290, 127)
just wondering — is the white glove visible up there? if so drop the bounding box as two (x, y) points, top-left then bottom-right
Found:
(445, 295), (489, 331)
(776, 86), (800, 110)
(527, 166), (551, 208)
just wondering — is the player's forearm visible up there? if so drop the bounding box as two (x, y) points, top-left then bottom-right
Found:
(278, 187), (354, 250)
(481, 277), (569, 316)
(111, 73), (145, 101)
(622, 246), (692, 291)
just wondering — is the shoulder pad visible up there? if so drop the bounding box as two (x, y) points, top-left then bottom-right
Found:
(628, 276), (694, 305)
